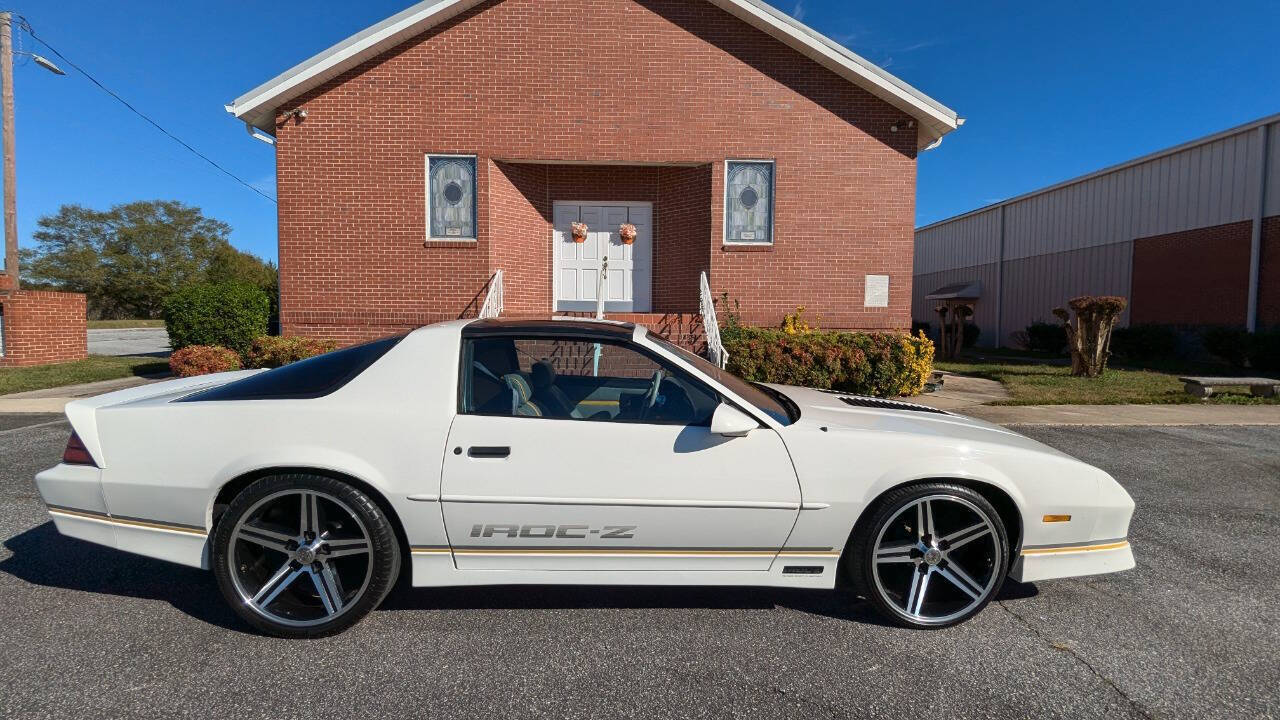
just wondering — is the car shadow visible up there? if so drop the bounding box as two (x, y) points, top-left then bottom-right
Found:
(380, 578), (908, 627)
(2, 522), (1039, 634)
(0, 522), (245, 633)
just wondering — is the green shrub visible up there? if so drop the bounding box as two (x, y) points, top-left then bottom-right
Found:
(1252, 328), (1280, 371)
(162, 283), (270, 355)
(245, 335), (339, 369)
(169, 345), (241, 377)
(1203, 326), (1252, 367)
(1110, 324), (1179, 362)
(1024, 321), (1068, 354)
(1201, 326), (1280, 371)
(962, 323), (981, 348)
(722, 327), (934, 397)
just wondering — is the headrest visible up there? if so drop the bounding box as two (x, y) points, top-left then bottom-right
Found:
(531, 360), (556, 390)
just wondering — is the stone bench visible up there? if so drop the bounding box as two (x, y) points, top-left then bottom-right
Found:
(1179, 376), (1280, 399)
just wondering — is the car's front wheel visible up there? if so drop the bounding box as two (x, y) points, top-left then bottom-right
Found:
(848, 483), (1009, 628)
(212, 474), (401, 638)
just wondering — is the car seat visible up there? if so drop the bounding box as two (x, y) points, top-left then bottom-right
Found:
(502, 373), (542, 417)
(530, 360), (580, 418)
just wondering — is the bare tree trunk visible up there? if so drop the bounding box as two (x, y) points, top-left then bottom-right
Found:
(1056, 296), (1127, 378)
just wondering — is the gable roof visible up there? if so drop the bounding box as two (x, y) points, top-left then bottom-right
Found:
(225, 0), (962, 150)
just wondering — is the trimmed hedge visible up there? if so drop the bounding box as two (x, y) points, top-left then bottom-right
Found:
(245, 336), (339, 369)
(162, 283), (270, 355)
(1203, 326), (1280, 370)
(721, 326), (935, 397)
(1024, 321), (1068, 354)
(169, 345), (242, 377)
(1110, 324), (1179, 362)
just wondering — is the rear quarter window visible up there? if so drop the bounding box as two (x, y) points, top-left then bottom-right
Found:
(179, 335), (404, 402)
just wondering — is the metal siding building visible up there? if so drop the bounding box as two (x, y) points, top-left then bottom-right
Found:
(914, 113), (1280, 347)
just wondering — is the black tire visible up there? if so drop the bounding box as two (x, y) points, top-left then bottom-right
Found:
(212, 473), (401, 638)
(846, 482), (1009, 629)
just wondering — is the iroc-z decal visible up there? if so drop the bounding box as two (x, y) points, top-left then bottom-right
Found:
(469, 524), (637, 539)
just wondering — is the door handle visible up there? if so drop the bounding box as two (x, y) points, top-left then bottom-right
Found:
(468, 446), (511, 459)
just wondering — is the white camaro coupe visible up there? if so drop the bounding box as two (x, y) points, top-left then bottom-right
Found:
(35, 319), (1135, 637)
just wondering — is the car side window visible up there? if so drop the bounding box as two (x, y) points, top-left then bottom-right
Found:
(463, 336), (718, 426)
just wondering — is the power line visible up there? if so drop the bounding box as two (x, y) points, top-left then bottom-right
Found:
(14, 15), (276, 204)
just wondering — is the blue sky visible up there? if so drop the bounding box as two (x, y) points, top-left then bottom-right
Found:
(11, 0), (1280, 262)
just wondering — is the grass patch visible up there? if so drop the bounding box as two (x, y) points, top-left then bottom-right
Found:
(935, 359), (1279, 406)
(0, 356), (170, 396)
(87, 319), (166, 329)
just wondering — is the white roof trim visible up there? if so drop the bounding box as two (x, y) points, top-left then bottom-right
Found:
(226, 0), (960, 150)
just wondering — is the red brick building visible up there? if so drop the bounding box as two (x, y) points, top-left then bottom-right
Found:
(227, 0), (960, 345)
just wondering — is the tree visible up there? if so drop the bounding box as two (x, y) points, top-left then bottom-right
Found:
(1053, 296), (1127, 378)
(20, 200), (276, 319)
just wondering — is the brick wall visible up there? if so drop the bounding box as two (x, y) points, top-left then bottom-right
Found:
(489, 161), (551, 316)
(655, 165), (713, 313)
(275, 0), (918, 339)
(1260, 215), (1280, 328)
(1130, 220), (1253, 326)
(0, 290), (87, 367)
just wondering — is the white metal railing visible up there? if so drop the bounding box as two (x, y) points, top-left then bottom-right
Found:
(699, 271), (727, 369)
(595, 256), (608, 320)
(479, 269), (503, 319)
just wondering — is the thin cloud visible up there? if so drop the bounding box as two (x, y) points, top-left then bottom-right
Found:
(898, 40), (940, 52)
(791, 1), (805, 22)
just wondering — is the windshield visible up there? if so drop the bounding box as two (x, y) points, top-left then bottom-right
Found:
(646, 331), (797, 425)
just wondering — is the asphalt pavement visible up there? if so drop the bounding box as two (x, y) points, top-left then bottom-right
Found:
(0, 417), (1275, 719)
(86, 328), (170, 357)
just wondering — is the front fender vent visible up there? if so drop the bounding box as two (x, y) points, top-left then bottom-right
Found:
(834, 395), (950, 415)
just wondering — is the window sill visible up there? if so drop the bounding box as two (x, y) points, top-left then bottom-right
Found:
(721, 243), (774, 252)
(424, 238), (478, 248)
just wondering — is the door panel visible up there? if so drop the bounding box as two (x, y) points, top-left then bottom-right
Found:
(440, 414), (800, 570)
(554, 203), (652, 312)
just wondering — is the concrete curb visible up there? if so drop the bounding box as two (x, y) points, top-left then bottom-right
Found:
(963, 403), (1280, 426)
(0, 375), (168, 413)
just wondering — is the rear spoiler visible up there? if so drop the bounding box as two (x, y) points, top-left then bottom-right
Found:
(63, 370), (260, 468)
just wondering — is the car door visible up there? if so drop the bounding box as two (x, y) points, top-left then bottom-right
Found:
(440, 332), (801, 571)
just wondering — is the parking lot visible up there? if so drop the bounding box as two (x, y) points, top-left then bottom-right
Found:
(1, 416), (1275, 719)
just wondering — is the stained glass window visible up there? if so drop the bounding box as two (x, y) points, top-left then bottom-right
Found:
(428, 155), (476, 239)
(725, 160), (774, 244)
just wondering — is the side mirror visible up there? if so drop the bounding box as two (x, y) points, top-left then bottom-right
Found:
(710, 403), (757, 437)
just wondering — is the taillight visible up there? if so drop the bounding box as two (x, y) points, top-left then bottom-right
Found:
(62, 432), (97, 466)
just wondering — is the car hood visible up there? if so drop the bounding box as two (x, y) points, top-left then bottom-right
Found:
(765, 383), (1074, 459)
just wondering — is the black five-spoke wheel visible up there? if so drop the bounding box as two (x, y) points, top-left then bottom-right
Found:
(849, 483), (1010, 628)
(212, 474), (400, 638)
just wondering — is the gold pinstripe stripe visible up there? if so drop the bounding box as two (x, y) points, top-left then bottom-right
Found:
(47, 505), (207, 537)
(417, 547), (837, 557)
(1021, 540), (1129, 556)
(410, 547), (452, 555)
(778, 550), (842, 557)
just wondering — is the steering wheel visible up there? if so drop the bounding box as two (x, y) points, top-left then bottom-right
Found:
(638, 370), (664, 420)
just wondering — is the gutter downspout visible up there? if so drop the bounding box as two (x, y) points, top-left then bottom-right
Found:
(244, 122), (276, 146)
(1247, 123), (1270, 332)
(995, 204), (1005, 348)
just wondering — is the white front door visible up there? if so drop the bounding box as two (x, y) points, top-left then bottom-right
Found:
(554, 203), (652, 312)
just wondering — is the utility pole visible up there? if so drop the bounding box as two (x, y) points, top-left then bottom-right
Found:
(1, 11), (16, 288)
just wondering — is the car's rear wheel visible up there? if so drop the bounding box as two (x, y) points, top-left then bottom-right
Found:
(848, 483), (1009, 628)
(212, 474), (400, 638)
